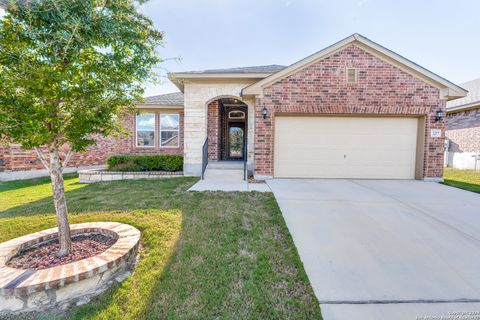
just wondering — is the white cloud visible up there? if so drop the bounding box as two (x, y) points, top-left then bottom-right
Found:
(137, 115), (155, 129)
(357, 0), (368, 7)
(161, 114), (178, 129)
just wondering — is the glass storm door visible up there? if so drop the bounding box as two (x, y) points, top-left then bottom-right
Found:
(229, 126), (244, 159)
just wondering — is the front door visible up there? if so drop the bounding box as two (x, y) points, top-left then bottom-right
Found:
(228, 123), (245, 160)
(218, 102), (247, 161)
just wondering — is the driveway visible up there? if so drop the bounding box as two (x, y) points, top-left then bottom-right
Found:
(267, 179), (480, 320)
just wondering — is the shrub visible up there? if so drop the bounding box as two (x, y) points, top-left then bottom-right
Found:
(107, 155), (183, 172)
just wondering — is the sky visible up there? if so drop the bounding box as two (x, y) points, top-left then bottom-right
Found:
(138, 0), (480, 96)
(2, 1), (480, 97)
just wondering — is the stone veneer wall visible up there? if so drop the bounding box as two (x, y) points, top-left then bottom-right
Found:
(0, 110), (183, 179)
(254, 44), (446, 179)
(79, 169), (182, 183)
(0, 222), (140, 315)
(182, 81), (256, 176)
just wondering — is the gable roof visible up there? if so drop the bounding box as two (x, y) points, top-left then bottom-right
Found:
(446, 78), (480, 113)
(138, 92), (184, 108)
(242, 33), (467, 100)
(169, 65), (286, 91)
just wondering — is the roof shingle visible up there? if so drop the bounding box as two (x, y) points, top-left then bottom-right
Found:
(447, 78), (480, 110)
(173, 64), (286, 75)
(143, 92), (184, 106)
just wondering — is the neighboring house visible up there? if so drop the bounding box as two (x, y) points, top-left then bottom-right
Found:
(446, 78), (480, 169)
(0, 34), (468, 181)
(0, 93), (184, 181)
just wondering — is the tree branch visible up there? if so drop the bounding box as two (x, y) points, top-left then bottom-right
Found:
(62, 150), (73, 169)
(34, 147), (51, 172)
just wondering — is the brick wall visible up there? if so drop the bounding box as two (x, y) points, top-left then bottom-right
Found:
(254, 45), (445, 178)
(0, 137), (120, 173)
(0, 110), (184, 174)
(207, 100), (220, 161)
(446, 107), (480, 153)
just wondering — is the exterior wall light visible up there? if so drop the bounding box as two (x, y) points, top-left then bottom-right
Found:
(435, 108), (444, 122)
(261, 106), (268, 119)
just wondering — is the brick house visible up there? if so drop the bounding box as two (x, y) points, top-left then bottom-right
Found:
(0, 93), (184, 181)
(446, 78), (480, 169)
(0, 34), (467, 181)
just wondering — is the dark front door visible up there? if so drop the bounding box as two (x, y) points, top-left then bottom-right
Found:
(219, 102), (247, 161)
(228, 122), (245, 160)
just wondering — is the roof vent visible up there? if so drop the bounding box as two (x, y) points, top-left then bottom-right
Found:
(346, 68), (357, 84)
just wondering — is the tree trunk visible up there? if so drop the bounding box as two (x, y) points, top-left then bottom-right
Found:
(49, 145), (72, 257)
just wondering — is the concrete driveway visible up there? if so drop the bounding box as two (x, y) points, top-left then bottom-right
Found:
(267, 179), (480, 320)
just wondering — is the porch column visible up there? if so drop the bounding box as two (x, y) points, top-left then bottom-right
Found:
(182, 87), (207, 176)
(245, 97), (256, 173)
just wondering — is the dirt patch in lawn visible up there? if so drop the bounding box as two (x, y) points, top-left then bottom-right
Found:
(7, 233), (117, 270)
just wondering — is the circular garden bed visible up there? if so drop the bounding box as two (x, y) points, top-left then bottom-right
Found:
(0, 222), (140, 315)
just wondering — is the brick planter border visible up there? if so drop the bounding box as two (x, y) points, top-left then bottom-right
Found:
(78, 169), (183, 183)
(0, 222), (140, 314)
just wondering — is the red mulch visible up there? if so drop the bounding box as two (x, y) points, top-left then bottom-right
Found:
(6, 233), (117, 270)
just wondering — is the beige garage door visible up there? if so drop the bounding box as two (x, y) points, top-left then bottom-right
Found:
(274, 116), (418, 179)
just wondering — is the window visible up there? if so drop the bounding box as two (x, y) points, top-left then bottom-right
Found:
(160, 114), (180, 147)
(136, 113), (155, 147)
(346, 68), (357, 84)
(229, 110), (245, 119)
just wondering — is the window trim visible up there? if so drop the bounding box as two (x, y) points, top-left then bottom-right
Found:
(160, 113), (180, 149)
(135, 113), (156, 148)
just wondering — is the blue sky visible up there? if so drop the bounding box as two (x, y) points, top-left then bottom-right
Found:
(2, 1), (479, 96)
(140, 0), (480, 96)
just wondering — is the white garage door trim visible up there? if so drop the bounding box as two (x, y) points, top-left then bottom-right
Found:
(274, 116), (421, 179)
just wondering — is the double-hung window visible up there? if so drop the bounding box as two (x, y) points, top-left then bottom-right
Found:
(136, 113), (156, 147)
(160, 114), (180, 148)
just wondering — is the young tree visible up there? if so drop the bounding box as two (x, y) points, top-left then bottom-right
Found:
(0, 0), (162, 256)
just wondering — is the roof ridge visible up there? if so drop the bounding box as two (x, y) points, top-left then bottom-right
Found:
(173, 64), (286, 75)
(460, 77), (480, 86)
(146, 92), (183, 97)
(142, 92), (184, 106)
(447, 77), (480, 110)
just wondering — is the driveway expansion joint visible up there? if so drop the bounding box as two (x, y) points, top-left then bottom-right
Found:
(319, 298), (480, 305)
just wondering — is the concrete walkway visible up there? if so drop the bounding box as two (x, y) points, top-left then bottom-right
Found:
(267, 179), (480, 320)
(188, 180), (271, 192)
(189, 160), (271, 192)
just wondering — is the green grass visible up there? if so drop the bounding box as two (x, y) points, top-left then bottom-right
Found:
(0, 176), (322, 320)
(442, 168), (480, 193)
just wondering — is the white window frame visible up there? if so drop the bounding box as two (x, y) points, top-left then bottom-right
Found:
(136, 113), (156, 148)
(160, 113), (180, 148)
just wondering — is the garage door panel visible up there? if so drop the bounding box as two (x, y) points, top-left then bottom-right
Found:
(274, 116), (418, 179)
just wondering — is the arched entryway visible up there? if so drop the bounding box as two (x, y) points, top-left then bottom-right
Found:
(207, 97), (248, 161)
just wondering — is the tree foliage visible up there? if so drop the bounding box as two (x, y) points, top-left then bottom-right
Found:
(0, 0), (163, 256)
(0, 0), (163, 151)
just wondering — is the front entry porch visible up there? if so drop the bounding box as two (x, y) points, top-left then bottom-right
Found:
(189, 97), (268, 191)
(207, 97), (247, 162)
(188, 160), (270, 192)
(201, 97), (249, 183)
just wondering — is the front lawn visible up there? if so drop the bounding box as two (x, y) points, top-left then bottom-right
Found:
(0, 176), (322, 319)
(443, 168), (480, 193)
